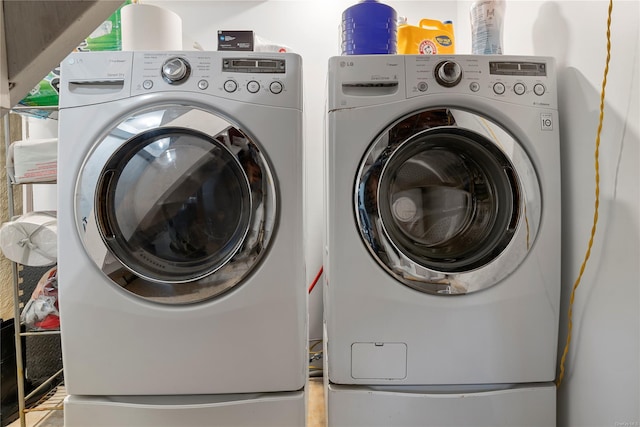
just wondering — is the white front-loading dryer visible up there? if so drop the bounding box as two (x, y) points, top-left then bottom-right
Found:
(324, 54), (561, 425)
(58, 51), (306, 397)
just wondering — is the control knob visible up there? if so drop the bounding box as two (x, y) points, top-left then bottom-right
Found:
(434, 60), (463, 87)
(161, 57), (191, 84)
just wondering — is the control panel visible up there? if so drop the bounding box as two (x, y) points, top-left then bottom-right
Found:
(404, 55), (556, 108)
(60, 51), (302, 110)
(129, 51), (301, 109)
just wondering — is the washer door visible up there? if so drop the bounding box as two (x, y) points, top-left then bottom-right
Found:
(77, 105), (276, 304)
(356, 108), (540, 295)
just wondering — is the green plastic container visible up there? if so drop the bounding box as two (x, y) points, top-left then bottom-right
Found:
(19, 1), (131, 110)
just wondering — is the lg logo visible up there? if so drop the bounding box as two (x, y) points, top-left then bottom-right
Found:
(340, 61), (355, 68)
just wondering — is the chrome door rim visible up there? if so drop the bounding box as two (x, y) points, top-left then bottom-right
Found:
(354, 107), (541, 295)
(76, 104), (277, 304)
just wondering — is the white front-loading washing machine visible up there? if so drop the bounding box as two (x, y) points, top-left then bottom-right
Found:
(58, 51), (306, 424)
(324, 55), (560, 426)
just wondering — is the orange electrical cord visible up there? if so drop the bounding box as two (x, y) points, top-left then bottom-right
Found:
(308, 266), (324, 294)
(556, 0), (613, 388)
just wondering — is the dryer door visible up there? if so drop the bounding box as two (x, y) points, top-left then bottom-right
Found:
(77, 105), (276, 304)
(356, 108), (540, 295)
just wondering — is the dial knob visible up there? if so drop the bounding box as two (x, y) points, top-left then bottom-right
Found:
(161, 57), (191, 84)
(434, 60), (463, 87)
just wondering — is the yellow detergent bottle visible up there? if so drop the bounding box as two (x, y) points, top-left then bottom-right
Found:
(397, 18), (455, 55)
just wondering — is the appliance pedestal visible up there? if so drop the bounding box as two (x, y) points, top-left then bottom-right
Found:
(64, 389), (305, 427)
(326, 382), (555, 427)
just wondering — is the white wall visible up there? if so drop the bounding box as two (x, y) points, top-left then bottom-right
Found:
(144, 1), (640, 424)
(457, 0), (639, 425)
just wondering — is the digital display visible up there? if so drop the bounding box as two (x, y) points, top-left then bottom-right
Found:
(232, 60), (257, 68)
(489, 62), (547, 76)
(257, 60), (278, 68)
(499, 63), (519, 70)
(223, 58), (286, 73)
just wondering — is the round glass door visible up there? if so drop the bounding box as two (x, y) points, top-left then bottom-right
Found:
(356, 108), (540, 295)
(77, 105), (276, 304)
(97, 127), (252, 283)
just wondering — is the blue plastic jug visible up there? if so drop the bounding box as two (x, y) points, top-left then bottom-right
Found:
(342, 0), (397, 55)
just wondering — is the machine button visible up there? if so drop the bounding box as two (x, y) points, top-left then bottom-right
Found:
(493, 82), (506, 95)
(534, 83), (546, 96)
(224, 80), (238, 93)
(417, 81), (428, 92)
(469, 82), (480, 92)
(142, 80), (153, 90)
(269, 81), (283, 94)
(198, 80), (209, 90)
(161, 57), (191, 84)
(247, 81), (260, 93)
(541, 113), (553, 130)
(514, 83), (526, 95)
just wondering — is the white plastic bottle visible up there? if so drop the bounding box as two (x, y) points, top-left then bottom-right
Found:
(470, 0), (506, 54)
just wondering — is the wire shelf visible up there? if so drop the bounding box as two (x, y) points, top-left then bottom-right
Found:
(25, 382), (65, 413)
